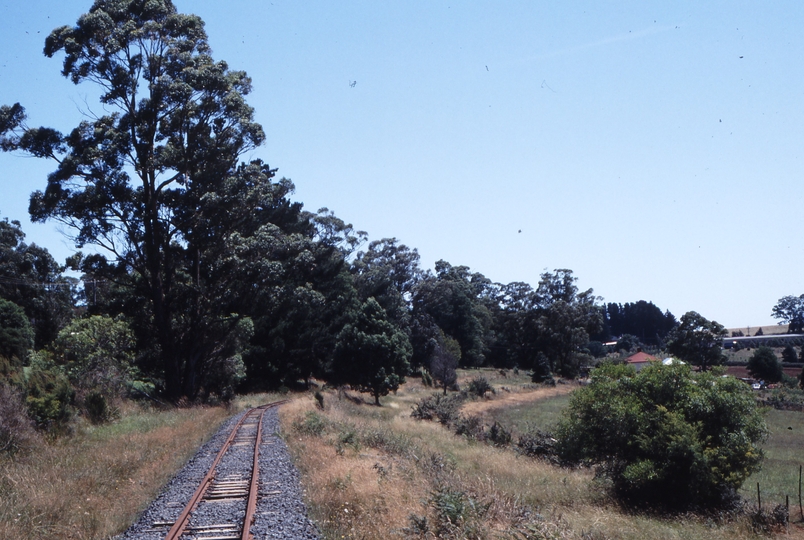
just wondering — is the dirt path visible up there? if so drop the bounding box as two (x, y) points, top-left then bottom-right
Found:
(461, 384), (576, 418)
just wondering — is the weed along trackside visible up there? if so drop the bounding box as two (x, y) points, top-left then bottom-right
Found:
(281, 369), (804, 539)
(0, 404), (233, 540)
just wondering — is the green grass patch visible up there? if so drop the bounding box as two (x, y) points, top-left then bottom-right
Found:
(488, 393), (572, 434)
(741, 407), (804, 506)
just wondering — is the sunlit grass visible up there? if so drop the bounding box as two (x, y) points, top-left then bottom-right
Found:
(740, 407), (804, 509)
(490, 392), (572, 434)
(280, 382), (781, 539)
(0, 403), (235, 540)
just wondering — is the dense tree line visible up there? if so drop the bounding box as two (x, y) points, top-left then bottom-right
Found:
(600, 301), (677, 347)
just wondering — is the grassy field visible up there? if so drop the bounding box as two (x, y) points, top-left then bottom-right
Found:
(488, 392), (572, 434)
(739, 407), (804, 512)
(0, 393), (281, 540)
(280, 372), (804, 539)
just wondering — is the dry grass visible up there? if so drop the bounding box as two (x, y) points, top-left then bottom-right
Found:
(0, 401), (238, 540)
(280, 381), (795, 539)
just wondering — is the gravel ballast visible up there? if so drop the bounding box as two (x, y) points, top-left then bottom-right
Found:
(117, 406), (319, 539)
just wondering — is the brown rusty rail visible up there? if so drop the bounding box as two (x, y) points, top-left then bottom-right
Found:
(164, 400), (288, 540)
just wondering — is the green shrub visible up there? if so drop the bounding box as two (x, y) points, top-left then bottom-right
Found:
(467, 376), (493, 398)
(747, 346), (783, 383)
(336, 425), (360, 454)
(23, 361), (74, 429)
(516, 428), (558, 461)
(749, 504), (789, 534)
(0, 298), (34, 367)
(53, 315), (136, 397)
(411, 393), (464, 425)
(453, 415), (484, 440)
(293, 411), (327, 436)
(556, 362), (767, 510)
(429, 486), (488, 538)
(421, 369), (433, 387)
(531, 354), (552, 383)
(487, 421), (512, 447)
(84, 391), (113, 424)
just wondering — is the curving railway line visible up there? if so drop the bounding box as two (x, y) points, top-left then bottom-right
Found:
(119, 400), (318, 540)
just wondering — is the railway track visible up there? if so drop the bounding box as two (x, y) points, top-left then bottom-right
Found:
(146, 400), (289, 540)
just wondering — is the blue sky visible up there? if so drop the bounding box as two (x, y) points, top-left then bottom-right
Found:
(1, 1), (802, 328)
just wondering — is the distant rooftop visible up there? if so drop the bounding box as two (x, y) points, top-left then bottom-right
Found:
(626, 351), (658, 364)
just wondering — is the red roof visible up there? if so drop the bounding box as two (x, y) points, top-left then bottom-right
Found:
(626, 351), (658, 364)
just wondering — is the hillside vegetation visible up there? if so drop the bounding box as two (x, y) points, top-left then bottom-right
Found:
(280, 370), (804, 539)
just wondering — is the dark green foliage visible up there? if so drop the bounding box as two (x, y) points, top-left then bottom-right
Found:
(23, 361), (74, 429)
(771, 294), (804, 333)
(421, 369), (434, 387)
(293, 411), (327, 436)
(52, 315), (135, 397)
(331, 298), (411, 405)
(452, 414), (485, 440)
(241, 208), (365, 390)
(615, 333), (641, 353)
(84, 391), (111, 424)
(530, 353), (552, 383)
(516, 428), (557, 461)
(781, 345), (797, 363)
(351, 238), (420, 333)
(531, 269), (603, 378)
(412, 261), (493, 367)
(0, 298), (34, 366)
(0, 217), (75, 349)
(747, 346), (783, 383)
(487, 421), (512, 446)
(1, 1), (268, 400)
(585, 340), (607, 358)
(410, 393), (464, 425)
(467, 376), (493, 398)
(556, 363), (767, 510)
(602, 301), (677, 346)
(484, 280), (540, 370)
(666, 311), (727, 370)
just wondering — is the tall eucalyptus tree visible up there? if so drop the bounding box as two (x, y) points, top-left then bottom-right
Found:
(1, 0), (266, 399)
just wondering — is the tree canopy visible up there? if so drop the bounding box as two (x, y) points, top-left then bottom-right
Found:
(331, 298), (411, 405)
(747, 346), (783, 384)
(0, 217), (75, 348)
(771, 294), (804, 333)
(1, 0), (267, 399)
(666, 311), (727, 371)
(602, 301), (677, 346)
(0, 298), (34, 368)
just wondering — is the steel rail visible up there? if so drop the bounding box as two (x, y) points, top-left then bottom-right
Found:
(164, 400), (288, 540)
(241, 407), (266, 540)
